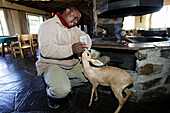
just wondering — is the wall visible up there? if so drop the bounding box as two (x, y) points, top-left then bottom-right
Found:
(0, 0), (50, 35)
(11, 10), (21, 34)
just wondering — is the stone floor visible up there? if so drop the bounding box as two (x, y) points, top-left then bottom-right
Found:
(0, 52), (170, 113)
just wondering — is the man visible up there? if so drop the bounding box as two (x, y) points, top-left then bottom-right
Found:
(36, 5), (92, 109)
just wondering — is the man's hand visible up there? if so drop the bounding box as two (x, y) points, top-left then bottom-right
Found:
(72, 42), (86, 54)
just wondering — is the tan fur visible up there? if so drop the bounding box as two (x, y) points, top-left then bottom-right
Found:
(82, 49), (134, 113)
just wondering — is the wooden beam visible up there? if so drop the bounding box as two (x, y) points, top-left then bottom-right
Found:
(7, 0), (90, 2)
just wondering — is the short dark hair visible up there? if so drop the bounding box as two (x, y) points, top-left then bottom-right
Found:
(67, 5), (80, 12)
(59, 5), (81, 14)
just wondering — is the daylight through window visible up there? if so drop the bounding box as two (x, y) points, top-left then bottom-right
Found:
(27, 14), (43, 34)
(0, 9), (9, 36)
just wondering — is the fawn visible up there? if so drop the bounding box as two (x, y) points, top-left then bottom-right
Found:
(82, 49), (134, 113)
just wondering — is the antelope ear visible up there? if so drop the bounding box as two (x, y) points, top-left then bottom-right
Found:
(90, 59), (104, 67)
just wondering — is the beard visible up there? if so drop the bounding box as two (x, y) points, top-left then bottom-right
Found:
(69, 22), (76, 27)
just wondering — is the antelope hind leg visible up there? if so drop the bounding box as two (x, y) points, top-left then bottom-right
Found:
(110, 85), (125, 113)
(124, 88), (131, 101)
(114, 88), (131, 113)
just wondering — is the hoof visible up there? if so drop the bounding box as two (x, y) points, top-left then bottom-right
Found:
(94, 98), (98, 101)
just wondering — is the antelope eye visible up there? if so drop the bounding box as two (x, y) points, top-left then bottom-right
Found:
(87, 52), (89, 56)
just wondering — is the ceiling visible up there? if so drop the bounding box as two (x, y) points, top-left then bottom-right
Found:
(6, 0), (110, 17)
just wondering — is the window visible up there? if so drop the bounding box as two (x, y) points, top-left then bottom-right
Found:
(26, 14), (43, 34)
(122, 16), (135, 30)
(151, 5), (170, 28)
(0, 9), (9, 36)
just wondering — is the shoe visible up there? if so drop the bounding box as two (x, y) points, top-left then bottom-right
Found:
(47, 95), (60, 109)
(47, 93), (72, 109)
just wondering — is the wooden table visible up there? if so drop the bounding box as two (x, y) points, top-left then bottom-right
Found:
(0, 36), (18, 57)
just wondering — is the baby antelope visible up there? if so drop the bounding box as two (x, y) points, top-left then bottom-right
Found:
(82, 49), (134, 113)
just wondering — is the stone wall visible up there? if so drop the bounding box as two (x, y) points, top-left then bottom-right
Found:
(129, 47), (170, 102)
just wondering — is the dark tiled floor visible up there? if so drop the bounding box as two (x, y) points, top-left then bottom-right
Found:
(0, 52), (170, 113)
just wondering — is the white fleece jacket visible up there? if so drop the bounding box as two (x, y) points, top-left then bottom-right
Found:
(36, 15), (92, 76)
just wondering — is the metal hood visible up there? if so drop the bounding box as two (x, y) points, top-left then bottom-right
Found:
(97, 0), (163, 18)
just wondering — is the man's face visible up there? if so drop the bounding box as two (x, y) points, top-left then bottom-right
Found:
(65, 8), (81, 27)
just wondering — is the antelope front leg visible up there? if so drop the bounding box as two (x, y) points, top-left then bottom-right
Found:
(94, 89), (98, 101)
(88, 83), (98, 107)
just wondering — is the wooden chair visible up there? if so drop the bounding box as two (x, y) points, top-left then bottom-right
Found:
(133, 29), (141, 36)
(0, 36), (11, 54)
(0, 43), (11, 54)
(31, 34), (38, 55)
(10, 34), (34, 58)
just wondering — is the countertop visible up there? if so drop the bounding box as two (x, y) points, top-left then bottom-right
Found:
(92, 37), (170, 50)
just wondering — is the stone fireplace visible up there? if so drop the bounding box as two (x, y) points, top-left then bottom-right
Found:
(92, 41), (170, 102)
(131, 47), (170, 101)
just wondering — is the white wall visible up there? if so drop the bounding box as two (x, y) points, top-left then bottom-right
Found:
(135, 15), (150, 30)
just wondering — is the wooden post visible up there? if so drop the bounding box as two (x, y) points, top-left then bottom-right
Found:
(81, 14), (84, 31)
(149, 14), (152, 29)
(92, 0), (97, 37)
